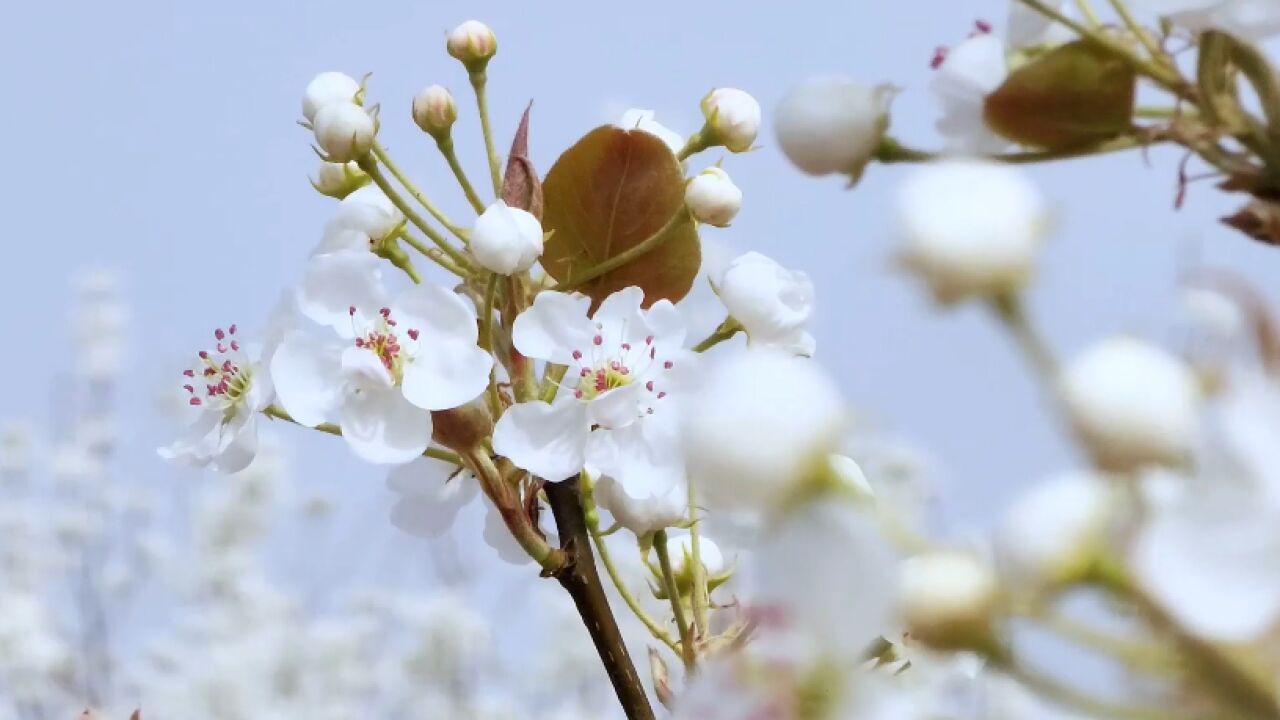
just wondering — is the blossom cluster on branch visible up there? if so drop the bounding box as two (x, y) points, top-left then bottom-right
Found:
(144, 4), (1280, 719)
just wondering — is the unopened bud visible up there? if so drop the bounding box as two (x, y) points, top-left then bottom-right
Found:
(311, 161), (369, 199)
(313, 103), (376, 163)
(302, 71), (361, 123)
(775, 76), (894, 179)
(430, 401), (494, 453)
(412, 84), (458, 139)
(998, 471), (1112, 590)
(447, 20), (497, 71)
(685, 167), (742, 227)
(471, 200), (544, 275)
(700, 88), (761, 153)
(899, 551), (998, 651)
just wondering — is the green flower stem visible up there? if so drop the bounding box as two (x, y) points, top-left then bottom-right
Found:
(1074, 0), (1102, 26)
(1106, 0), (1165, 62)
(397, 230), (468, 278)
(1030, 607), (1177, 675)
(876, 132), (1169, 166)
(371, 143), (467, 240)
(464, 448), (565, 572)
(692, 319), (743, 353)
(582, 474), (681, 654)
(357, 155), (475, 274)
(262, 405), (460, 465)
(997, 660), (1192, 720)
(989, 293), (1059, 386)
(1014, 0), (1190, 96)
(553, 208), (691, 292)
(539, 362), (569, 403)
(653, 529), (696, 670)
(437, 136), (488, 214)
(676, 127), (713, 162)
(478, 273), (502, 418)
(686, 484), (710, 639)
(468, 70), (504, 198)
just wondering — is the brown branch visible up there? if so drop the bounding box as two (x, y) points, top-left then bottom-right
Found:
(544, 477), (655, 720)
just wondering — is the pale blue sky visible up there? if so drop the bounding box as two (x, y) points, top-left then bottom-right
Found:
(3, 0), (1278, 578)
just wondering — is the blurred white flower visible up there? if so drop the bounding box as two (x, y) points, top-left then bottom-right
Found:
(896, 160), (1047, 302)
(997, 471), (1112, 589)
(683, 349), (843, 512)
(470, 200), (544, 275)
(685, 167), (742, 227)
(593, 471), (687, 536)
(619, 108), (684, 156)
(716, 251), (815, 355)
(494, 287), (694, 533)
(700, 88), (761, 153)
(302, 71), (360, 123)
(386, 456), (478, 538)
(830, 453), (875, 500)
(1061, 337), (1201, 472)
(1130, 0), (1280, 39)
(899, 550), (998, 650)
(774, 76), (894, 178)
(931, 31), (1008, 155)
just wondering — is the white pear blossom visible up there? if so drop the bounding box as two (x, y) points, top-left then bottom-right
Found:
(1131, 0), (1280, 40)
(313, 184), (404, 256)
(717, 251), (815, 355)
(1131, 373), (1280, 640)
(931, 31), (1008, 155)
(899, 551), (998, 649)
(313, 102), (376, 163)
(618, 108), (684, 156)
(683, 349), (844, 512)
(272, 262), (492, 464)
(774, 76), (894, 177)
(312, 160), (368, 199)
(302, 71), (360, 123)
(594, 472), (686, 535)
(493, 287), (695, 532)
(667, 532), (727, 578)
(159, 318), (282, 474)
(1060, 337), (1201, 472)
(997, 471), (1112, 589)
(446, 20), (498, 66)
(896, 160), (1047, 302)
(700, 88), (761, 153)
(685, 167), (741, 227)
(386, 456), (478, 538)
(470, 200), (544, 275)
(412, 84), (457, 138)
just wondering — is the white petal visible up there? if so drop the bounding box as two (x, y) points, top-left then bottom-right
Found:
(338, 385), (434, 464)
(212, 414), (259, 474)
(401, 341), (492, 411)
(588, 420), (687, 534)
(394, 284), (480, 344)
(386, 457), (478, 538)
(585, 381), (647, 430)
(158, 410), (222, 467)
(493, 400), (590, 480)
(313, 221), (371, 256)
(642, 299), (687, 349)
(297, 250), (389, 338)
(270, 331), (343, 427)
(341, 345), (395, 390)
(511, 291), (595, 364)
(483, 496), (533, 565)
(594, 286), (648, 347)
(618, 108), (685, 156)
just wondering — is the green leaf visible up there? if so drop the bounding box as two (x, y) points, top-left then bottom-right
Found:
(984, 40), (1136, 150)
(541, 125), (700, 307)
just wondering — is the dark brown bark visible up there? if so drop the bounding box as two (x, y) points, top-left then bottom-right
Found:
(544, 477), (655, 720)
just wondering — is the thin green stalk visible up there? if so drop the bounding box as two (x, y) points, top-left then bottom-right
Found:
(1106, 0), (1165, 62)
(553, 208), (690, 291)
(692, 319), (743, 353)
(478, 273), (502, 418)
(582, 474), (681, 654)
(398, 230), (469, 278)
(1074, 0), (1102, 26)
(357, 156), (474, 273)
(876, 132), (1170, 166)
(653, 530), (695, 670)
(469, 70), (503, 197)
(686, 484), (709, 639)
(372, 143), (467, 240)
(990, 293), (1059, 386)
(539, 363), (569, 403)
(676, 127), (712, 162)
(1032, 608), (1177, 675)
(1002, 662), (1190, 720)
(437, 136), (487, 214)
(262, 405), (460, 464)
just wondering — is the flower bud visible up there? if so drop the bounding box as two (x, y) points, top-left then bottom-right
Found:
(430, 401), (494, 453)
(896, 160), (1047, 303)
(683, 349), (844, 512)
(717, 251), (815, 356)
(412, 84), (457, 139)
(775, 76), (894, 178)
(470, 200), (544, 274)
(302, 71), (361, 123)
(997, 471), (1112, 590)
(1061, 337), (1201, 472)
(654, 533), (729, 598)
(311, 161), (369, 199)
(829, 454), (875, 501)
(700, 88), (761, 153)
(313, 103), (375, 163)
(899, 551), (998, 651)
(685, 167), (742, 227)
(446, 20), (497, 70)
